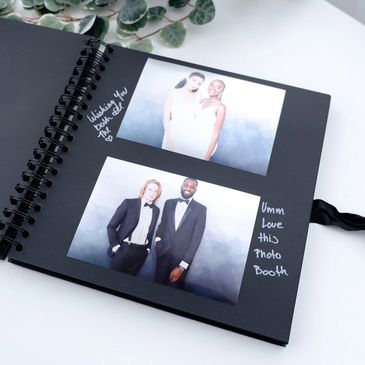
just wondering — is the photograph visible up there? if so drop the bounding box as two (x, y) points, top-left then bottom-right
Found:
(116, 59), (286, 176)
(67, 157), (260, 304)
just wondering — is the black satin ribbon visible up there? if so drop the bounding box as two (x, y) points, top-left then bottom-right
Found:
(311, 199), (365, 231)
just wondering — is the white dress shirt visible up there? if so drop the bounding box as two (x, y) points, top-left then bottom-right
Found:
(174, 198), (192, 269)
(174, 197), (191, 230)
(127, 199), (153, 245)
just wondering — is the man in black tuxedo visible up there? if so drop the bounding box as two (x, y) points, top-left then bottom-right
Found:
(107, 179), (161, 275)
(155, 178), (207, 287)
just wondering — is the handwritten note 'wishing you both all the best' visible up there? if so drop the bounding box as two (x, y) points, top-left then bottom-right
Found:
(86, 87), (128, 142)
(252, 201), (289, 279)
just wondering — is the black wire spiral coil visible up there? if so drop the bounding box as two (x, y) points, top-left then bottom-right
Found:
(0, 39), (113, 259)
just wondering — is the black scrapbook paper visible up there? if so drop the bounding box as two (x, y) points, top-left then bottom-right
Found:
(0, 19), (86, 218)
(0, 18), (330, 345)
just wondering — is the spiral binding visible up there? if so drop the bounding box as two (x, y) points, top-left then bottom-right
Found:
(0, 39), (113, 259)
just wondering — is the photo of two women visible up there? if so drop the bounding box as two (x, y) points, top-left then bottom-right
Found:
(117, 59), (286, 176)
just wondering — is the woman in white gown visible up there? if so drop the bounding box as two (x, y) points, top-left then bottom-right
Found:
(189, 79), (226, 160)
(162, 72), (205, 153)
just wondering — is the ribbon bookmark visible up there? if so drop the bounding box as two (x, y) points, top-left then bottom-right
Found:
(311, 199), (365, 231)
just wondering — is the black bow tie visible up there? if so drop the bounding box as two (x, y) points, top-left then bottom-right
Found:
(144, 202), (153, 208)
(178, 198), (189, 205)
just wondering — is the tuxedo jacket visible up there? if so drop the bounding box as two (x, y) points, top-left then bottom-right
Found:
(106, 198), (160, 257)
(155, 198), (207, 265)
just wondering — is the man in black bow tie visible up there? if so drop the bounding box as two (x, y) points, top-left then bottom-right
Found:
(155, 178), (207, 287)
(107, 179), (161, 275)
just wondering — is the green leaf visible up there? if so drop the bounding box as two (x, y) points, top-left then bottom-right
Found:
(159, 21), (186, 48)
(116, 27), (134, 39)
(54, 0), (81, 5)
(5, 13), (23, 21)
(83, 16), (109, 40)
(129, 39), (153, 53)
(95, 0), (116, 5)
(79, 14), (96, 34)
(38, 14), (64, 30)
(0, 0), (12, 10)
(44, 0), (63, 12)
(36, 5), (54, 15)
(84, 0), (115, 8)
(117, 13), (148, 34)
(63, 22), (75, 32)
(118, 0), (147, 25)
(147, 6), (166, 22)
(168, 0), (189, 8)
(21, 0), (44, 9)
(0, 5), (11, 15)
(188, 0), (215, 25)
(84, 0), (103, 10)
(84, 0), (98, 10)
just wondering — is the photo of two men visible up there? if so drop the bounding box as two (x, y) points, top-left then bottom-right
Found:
(68, 157), (259, 304)
(107, 177), (206, 289)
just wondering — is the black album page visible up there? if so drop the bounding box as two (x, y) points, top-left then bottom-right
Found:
(7, 37), (330, 345)
(0, 19), (88, 222)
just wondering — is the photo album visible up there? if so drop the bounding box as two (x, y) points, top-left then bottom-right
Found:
(0, 18), (330, 345)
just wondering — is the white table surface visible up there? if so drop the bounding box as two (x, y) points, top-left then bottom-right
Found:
(1, 0), (365, 363)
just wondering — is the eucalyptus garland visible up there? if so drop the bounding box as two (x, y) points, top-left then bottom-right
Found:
(0, 0), (216, 52)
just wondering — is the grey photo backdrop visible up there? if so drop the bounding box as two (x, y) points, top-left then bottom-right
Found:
(117, 59), (286, 176)
(68, 157), (260, 304)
